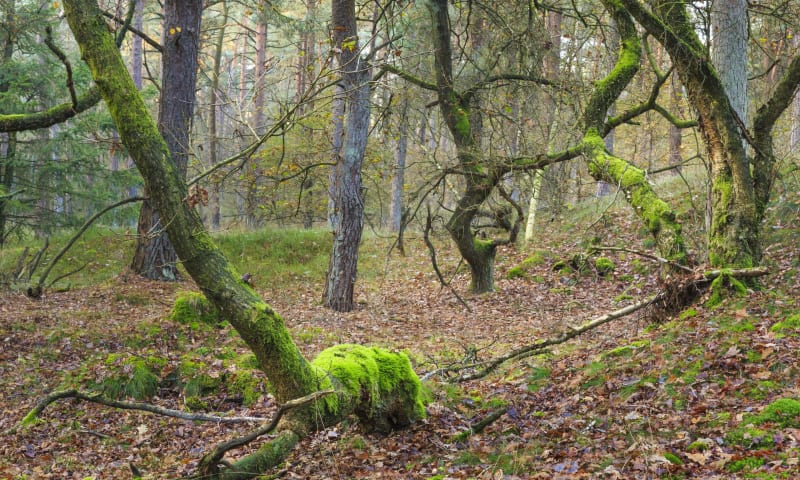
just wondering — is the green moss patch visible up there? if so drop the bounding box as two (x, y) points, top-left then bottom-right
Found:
(312, 344), (426, 433)
(594, 257), (615, 276)
(170, 291), (222, 327)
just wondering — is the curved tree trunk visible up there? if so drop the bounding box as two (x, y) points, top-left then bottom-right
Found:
(63, 0), (424, 477)
(131, 0), (202, 280)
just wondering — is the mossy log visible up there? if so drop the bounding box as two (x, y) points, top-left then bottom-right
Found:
(60, 1), (425, 478)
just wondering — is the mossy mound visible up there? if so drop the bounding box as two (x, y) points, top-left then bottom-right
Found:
(312, 344), (426, 433)
(726, 398), (800, 448)
(170, 291), (222, 327)
(507, 251), (549, 280)
(97, 354), (165, 400)
(594, 257), (615, 276)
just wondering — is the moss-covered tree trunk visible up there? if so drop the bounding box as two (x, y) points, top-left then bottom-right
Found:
(62, 1), (424, 477)
(579, 1), (687, 265)
(618, 0), (768, 268)
(429, 0), (500, 293)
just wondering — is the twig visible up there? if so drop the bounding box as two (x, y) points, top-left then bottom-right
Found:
(452, 407), (508, 441)
(198, 390), (334, 476)
(16, 389), (269, 432)
(43, 27), (78, 108)
(33, 196), (145, 295)
(589, 246), (694, 272)
(423, 207), (472, 312)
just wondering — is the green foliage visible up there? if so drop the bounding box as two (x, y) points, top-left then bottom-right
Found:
(98, 354), (163, 400)
(769, 314), (800, 338)
(507, 251), (548, 279)
(214, 228), (330, 286)
(727, 398), (800, 448)
(170, 291), (221, 327)
(727, 456), (765, 473)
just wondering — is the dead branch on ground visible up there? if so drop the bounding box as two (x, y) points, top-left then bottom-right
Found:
(197, 390), (334, 476)
(423, 267), (769, 382)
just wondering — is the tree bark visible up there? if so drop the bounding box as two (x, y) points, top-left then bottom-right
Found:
(580, 1), (687, 265)
(323, 0), (370, 311)
(62, 1), (424, 477)
(131, 0), (202, 280)
(389, 97), (409, 232)
(206, 2), (228, 231)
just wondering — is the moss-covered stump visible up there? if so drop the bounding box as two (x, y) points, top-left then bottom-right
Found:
(311, 344), (426, 433)
(170, 291), (223, 327)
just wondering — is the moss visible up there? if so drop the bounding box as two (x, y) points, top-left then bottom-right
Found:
(230, 370), (264, 406)
(551, 260), (571, 273)
(583, 129), (686, 264)
(727, 398), (800, 447)
(98, 354), (163, 400)
(749, 398), (800, 427)
(595, 257), (615, 276)
(686, 439), (712, 452)
(473, 238), (494, 255)
(184, 396), (210, 411)
(170, 291), (222, 327)
(602, 340), (649, 358)
(663, 452), (682, 465)
(726, 456), (765, 473)
(311, 344), (426, 433)
(506, 266), (525, 279)
(679, 308), (698, 319)
(770, 314), (800, 337)
(706, 270), (747, 307)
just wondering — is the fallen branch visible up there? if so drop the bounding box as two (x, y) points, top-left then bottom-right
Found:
(445, 267), (770, 382)
(16, 389), (269, 432)
(30, 196), (145, 297)
(197, 390), (334, 477)
(589, 245), (694, 273)
(452, 407), (508, 442)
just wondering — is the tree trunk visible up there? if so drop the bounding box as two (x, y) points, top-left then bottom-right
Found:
(389, 97), (408, 232)
(711, 0), (748, 122)
(206, 2), (227, 231)
(323, 0), (370, 312)
(63, 2), (424, 477)
(580, 1), (687, 265)
(668, 74), (683, 173)
(428, 0), (499, 293)
(131, 0), (202, 280)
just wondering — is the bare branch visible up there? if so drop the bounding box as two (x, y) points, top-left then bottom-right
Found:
(198, 390), (334, 476)
(17, 389), (270, 433)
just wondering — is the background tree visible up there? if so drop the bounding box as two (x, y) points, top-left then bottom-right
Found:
(130, 0), (203, 281)
(322, 0), (372, 311)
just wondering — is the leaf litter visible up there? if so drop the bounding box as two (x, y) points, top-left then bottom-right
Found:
(1, 204), (799, 478)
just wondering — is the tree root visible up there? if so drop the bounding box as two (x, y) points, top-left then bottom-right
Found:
(197, 390), (333, 478)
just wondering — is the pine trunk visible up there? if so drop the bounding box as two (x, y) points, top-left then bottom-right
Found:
(131, 0), (202, 280)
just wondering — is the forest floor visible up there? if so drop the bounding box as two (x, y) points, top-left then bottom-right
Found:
(2, 195), (800, 479)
